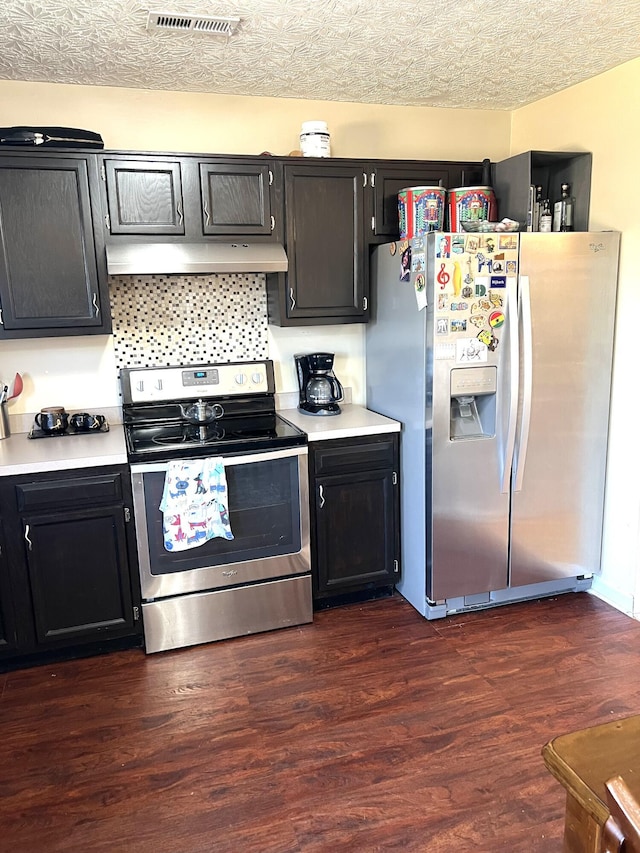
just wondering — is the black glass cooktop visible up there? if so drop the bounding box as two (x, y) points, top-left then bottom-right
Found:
(125, 413), (306, 462)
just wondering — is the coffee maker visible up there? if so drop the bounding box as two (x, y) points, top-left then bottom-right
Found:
(295, 353), (344, 416)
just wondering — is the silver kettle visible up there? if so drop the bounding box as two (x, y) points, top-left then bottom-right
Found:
(179, 399), (224, 424)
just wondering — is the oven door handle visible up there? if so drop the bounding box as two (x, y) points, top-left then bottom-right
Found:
(130, 445), (307, 473)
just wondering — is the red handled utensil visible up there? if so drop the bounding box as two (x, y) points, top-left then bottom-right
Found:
(7, 372), (23, 400)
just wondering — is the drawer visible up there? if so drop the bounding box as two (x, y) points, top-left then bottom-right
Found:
(312, 434), (397, 476)
(16, 472), (124, 512)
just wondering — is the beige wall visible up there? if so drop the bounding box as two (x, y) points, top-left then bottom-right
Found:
(512, 57), (640, 615)
(0, 79), (510, 417)
(0, 80), (511, 160)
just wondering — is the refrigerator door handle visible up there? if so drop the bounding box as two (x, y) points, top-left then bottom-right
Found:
(501, 274), (520, 494)
(514, 274), (533, 492)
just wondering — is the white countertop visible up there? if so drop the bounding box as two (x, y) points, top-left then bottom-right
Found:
(278, 404), (401, 442)
(0, 406), (401, 476)
(0, 425), (128, 477)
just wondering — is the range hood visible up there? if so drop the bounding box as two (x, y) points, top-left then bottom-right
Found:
(106, 242), (288, 275)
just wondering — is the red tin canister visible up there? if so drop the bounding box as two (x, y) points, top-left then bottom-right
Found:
(398, 186), (446, 238)
(447, 186), (497, 232)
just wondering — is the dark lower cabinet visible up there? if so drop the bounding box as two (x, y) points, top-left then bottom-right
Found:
(0, 465), (142, 669)
(0, 518), (21, 655)
(309, 433), (400, 606)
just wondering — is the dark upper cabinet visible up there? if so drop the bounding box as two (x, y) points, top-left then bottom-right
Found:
(492, 150), (592, 230)
(199, 161), (274, 236)
(103, 158), (185, 235)
(310, 434), (400, 603)
(266, 161), (367, 325)
(101, 154), (278, 241)
(367, 160), (484, 240)
(0, 153), (110, 338)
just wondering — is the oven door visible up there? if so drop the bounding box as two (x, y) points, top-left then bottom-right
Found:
(130, 446), (309, 601)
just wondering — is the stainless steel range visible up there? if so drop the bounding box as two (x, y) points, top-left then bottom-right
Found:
(121, 359), (311, 653)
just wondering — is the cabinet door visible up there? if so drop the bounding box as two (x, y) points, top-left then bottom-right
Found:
(22, 506), (135, 646)
(369, 161), (483, 239)
(283, 162), (366, 321)
(0, 518), (21, 657)
(104, 158), (185, 235)
(314, 468), (398, 597)
(0, 155), (109, 334)
(199, 161), (274, 236)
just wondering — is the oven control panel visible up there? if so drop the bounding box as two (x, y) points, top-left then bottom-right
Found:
(123, 361), (273, 403)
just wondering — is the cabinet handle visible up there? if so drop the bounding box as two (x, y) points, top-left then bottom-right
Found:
(268, 170), (273, 186)
(270, 215), (275, 232)
(371, 216), (375, 232)
(362, 173), (367, 187)
(92, 293), (100, 317)
(289, 288), (296, 311)
(177, 202), (184, 226)
(203, 200), (210, 226)
(319, 484), (325, 508)
(24, 524), (32, 551)
(370, 172), (376, 187)
(363, 296), (368, 311)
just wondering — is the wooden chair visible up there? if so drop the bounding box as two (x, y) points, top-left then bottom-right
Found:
(601, 775), (640, 853)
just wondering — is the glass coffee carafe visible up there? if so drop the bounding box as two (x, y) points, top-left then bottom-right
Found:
(294, 352), (344, 416)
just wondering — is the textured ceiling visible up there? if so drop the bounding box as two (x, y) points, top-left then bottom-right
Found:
(1, 0), (640, 111)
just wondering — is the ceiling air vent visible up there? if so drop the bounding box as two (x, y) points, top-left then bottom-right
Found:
(146, 11), (240, 36)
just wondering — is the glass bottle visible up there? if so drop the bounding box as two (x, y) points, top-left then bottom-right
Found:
(539, 198), (552, 232)
(533, 185), (543, 231)
(553, 183), (575, 232)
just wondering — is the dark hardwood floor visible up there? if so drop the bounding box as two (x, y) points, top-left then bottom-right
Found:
(1, 591), (639, 852)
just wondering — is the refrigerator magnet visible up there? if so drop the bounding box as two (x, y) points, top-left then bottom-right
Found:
(456, 337), (488, 363)
(506, 260), (517, 274)
(490, 275), (507, 288)
(437, 261), (454, 293)
(489, 291), (503, 307)
(412, 252), (425, 272)
(436, 318), (449, 335)
(400, 245), (412, 281)
(477, 329), (499, 351)
(437, 293), (449, 311)
(489, 310), (505, 329)
(469, 315), (486, 329)
(389, 242), (397, 256)
(498, 234), (518, 250)
(437, 235), (451, 258)
(475, 276), (489, 296)
(451, 319), (467, 333)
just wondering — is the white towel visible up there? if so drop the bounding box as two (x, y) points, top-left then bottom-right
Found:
(159, 457), (233, 552)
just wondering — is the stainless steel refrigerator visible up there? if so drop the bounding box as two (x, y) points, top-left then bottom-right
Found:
(366, 231), (619, 619)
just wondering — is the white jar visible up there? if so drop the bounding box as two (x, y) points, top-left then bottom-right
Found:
(300, 121), (331, 157)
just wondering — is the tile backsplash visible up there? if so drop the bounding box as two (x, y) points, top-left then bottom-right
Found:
(109, 273), (268, 369)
